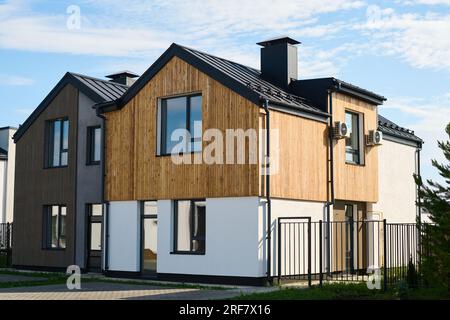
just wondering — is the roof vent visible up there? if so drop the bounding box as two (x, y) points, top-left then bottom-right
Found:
(257, 36), (301, 90)
(105, 71), (139, 86)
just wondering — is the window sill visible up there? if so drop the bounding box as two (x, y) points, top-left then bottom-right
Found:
(86, 161), (100, 166)
(170, 251), (205, 255)
(157, 151), (202, 157)
(345, 161), (364, 167)
(42, 248), (66, 251)
(44, 165), (68, 169)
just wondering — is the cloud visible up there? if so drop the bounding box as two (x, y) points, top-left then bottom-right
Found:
(381, 95), (450, 184)
(0, 75), (34, 86)
(355, 5), (450, 71)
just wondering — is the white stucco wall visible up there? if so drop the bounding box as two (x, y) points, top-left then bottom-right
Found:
(372, 138), (418, 223)
(108, 201), (141, 272)
(157, 197), (262, 277)
(0, 128), (15, 223)
(0, 160), (6, 223)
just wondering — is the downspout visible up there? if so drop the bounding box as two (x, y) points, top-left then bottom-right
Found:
(263, 99), (272, 284)
(96, 107), (109, 272)
(326, 90), (335, 275)
(416, 146), (421, 224)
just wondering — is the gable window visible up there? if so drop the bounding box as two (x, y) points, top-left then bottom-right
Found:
(158, 94), (202, 155)
(45, 118), (69, 167)
(345, 111), (361, 164)
(43, 205), (67, 249)
(173, 200), (206, 254)
(87, 126), (101, 165)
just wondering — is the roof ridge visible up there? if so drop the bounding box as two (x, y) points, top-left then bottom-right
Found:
(68, 72), (130, 88)
(175, 43), (261, 73)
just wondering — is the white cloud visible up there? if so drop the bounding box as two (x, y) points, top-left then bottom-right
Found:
(0, 75), (34, 86)
(355, 5), (450, 71)
(381, 95), (450, 184)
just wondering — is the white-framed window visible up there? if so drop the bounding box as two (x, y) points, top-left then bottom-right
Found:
(345, 111), (363, 165)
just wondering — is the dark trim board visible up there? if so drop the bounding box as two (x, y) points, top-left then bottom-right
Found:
(11, 265), (88, 273)
(103, 271), (267, 286)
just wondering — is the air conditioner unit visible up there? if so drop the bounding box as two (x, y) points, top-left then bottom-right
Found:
(332, 121), (349, 139)
(366, 130), (383, 146)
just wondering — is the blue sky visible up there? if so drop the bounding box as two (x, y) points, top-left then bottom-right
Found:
(0, 0), (449, 183)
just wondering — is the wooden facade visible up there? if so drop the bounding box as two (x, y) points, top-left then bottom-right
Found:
(12, 84), (78, 267)
(331, 92), (379, 203)
(105, 57), (260, 201)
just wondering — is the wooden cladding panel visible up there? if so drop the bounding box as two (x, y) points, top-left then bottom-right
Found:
(332, 92), (379, 202)
(105, 56), (260, 201)
(267, 110), (328, 202)
(12, 84), (78, 267)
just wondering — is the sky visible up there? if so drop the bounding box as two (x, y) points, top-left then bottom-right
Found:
(0, 0), (449, 184)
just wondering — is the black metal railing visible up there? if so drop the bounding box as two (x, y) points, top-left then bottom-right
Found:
(277, 218), (431, 290)
(0, 223), (12, 267)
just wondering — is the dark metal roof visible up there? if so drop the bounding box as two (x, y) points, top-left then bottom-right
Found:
(378, 115), (423, 144)
(257, 36), (301, 47)
(97, 43), (328, 119)
(0, 147), (7, 160)
(13, 72), (129, 142)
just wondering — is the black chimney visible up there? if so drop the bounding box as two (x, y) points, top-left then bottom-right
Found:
(257, 36), (300, 90)
(105, 71), (139, 86)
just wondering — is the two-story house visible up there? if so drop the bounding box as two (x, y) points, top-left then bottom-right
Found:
(12, 72), (132, 271)
(12, 37), (422, 285)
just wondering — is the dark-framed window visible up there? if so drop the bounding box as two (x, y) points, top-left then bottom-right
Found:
(43, 205), (67, 249)
(345, 111), (361, 164)
(158, 94), (202, 155)
(172, 200), (206, 254)
(45, 118), (69, 167)
(87, 204), (103, 252)
(87, 126), (101, 165)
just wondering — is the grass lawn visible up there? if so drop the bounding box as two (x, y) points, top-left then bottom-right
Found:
(0, 255), (7, 268)
(232, 283), (450, 300)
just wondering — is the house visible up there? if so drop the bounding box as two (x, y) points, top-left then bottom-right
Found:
(0, 126), (16, 224)
(11, 72), (132, 271)
(12, 37), (422, 285)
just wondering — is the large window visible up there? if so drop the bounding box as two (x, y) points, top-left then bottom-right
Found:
(46, 118), (69, 167)
(88, 204), (102, 252)
(173, 200), (206, 254)
(43, 205), (67, 249)
(345, 111), (361, 164)
(159, 94), (202, 155)
(87, 126), (101, 165)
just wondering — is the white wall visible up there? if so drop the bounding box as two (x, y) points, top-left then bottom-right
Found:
(0, 160), (6, 223)
(0, 128), (15, 223)
(259, 198), (326, 277)
(108, 201), (141, 272)
(372, 139), (418, 223)
(157, 197), (263, 277)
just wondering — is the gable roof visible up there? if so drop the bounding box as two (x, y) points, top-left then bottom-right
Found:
(0, 147), (7, 160)
(96, 43), (329, 120)
(378, 115), (423, 145)
(13, 72), (129, 142)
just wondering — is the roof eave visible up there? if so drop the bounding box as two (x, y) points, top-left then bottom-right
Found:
(332, 79), (386, 105)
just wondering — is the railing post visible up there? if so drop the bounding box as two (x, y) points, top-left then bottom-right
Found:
(319, 220), (323, 286)
(277, 218), (281, 285)
(6, 223), (11, 267)
(308, 218), (312, 288)
(383, 219), (387, 292)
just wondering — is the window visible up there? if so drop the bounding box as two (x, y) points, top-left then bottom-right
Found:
(87, 126), (101, 164)
(87, 204), (102, 252)
(345, 111), (361, 164)
(173, 200), (206, 254)
(159, 94), (202, 155)
(43, 205), (66, 249)
(45, 119), (69, 167)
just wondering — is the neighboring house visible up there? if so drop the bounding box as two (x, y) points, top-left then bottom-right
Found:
(12, 37), (422, 285)
(12, 72), (132, 271)
(374, 116), (423, 223)
(0, 126), (16, 224)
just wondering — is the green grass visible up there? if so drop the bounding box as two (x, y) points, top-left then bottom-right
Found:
(0, 270), (69, 289)
(231, 283), (450, 300)
(0, 255), (7, 268)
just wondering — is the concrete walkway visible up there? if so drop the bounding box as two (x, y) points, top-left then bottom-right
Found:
(0, 281), (277, 300)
